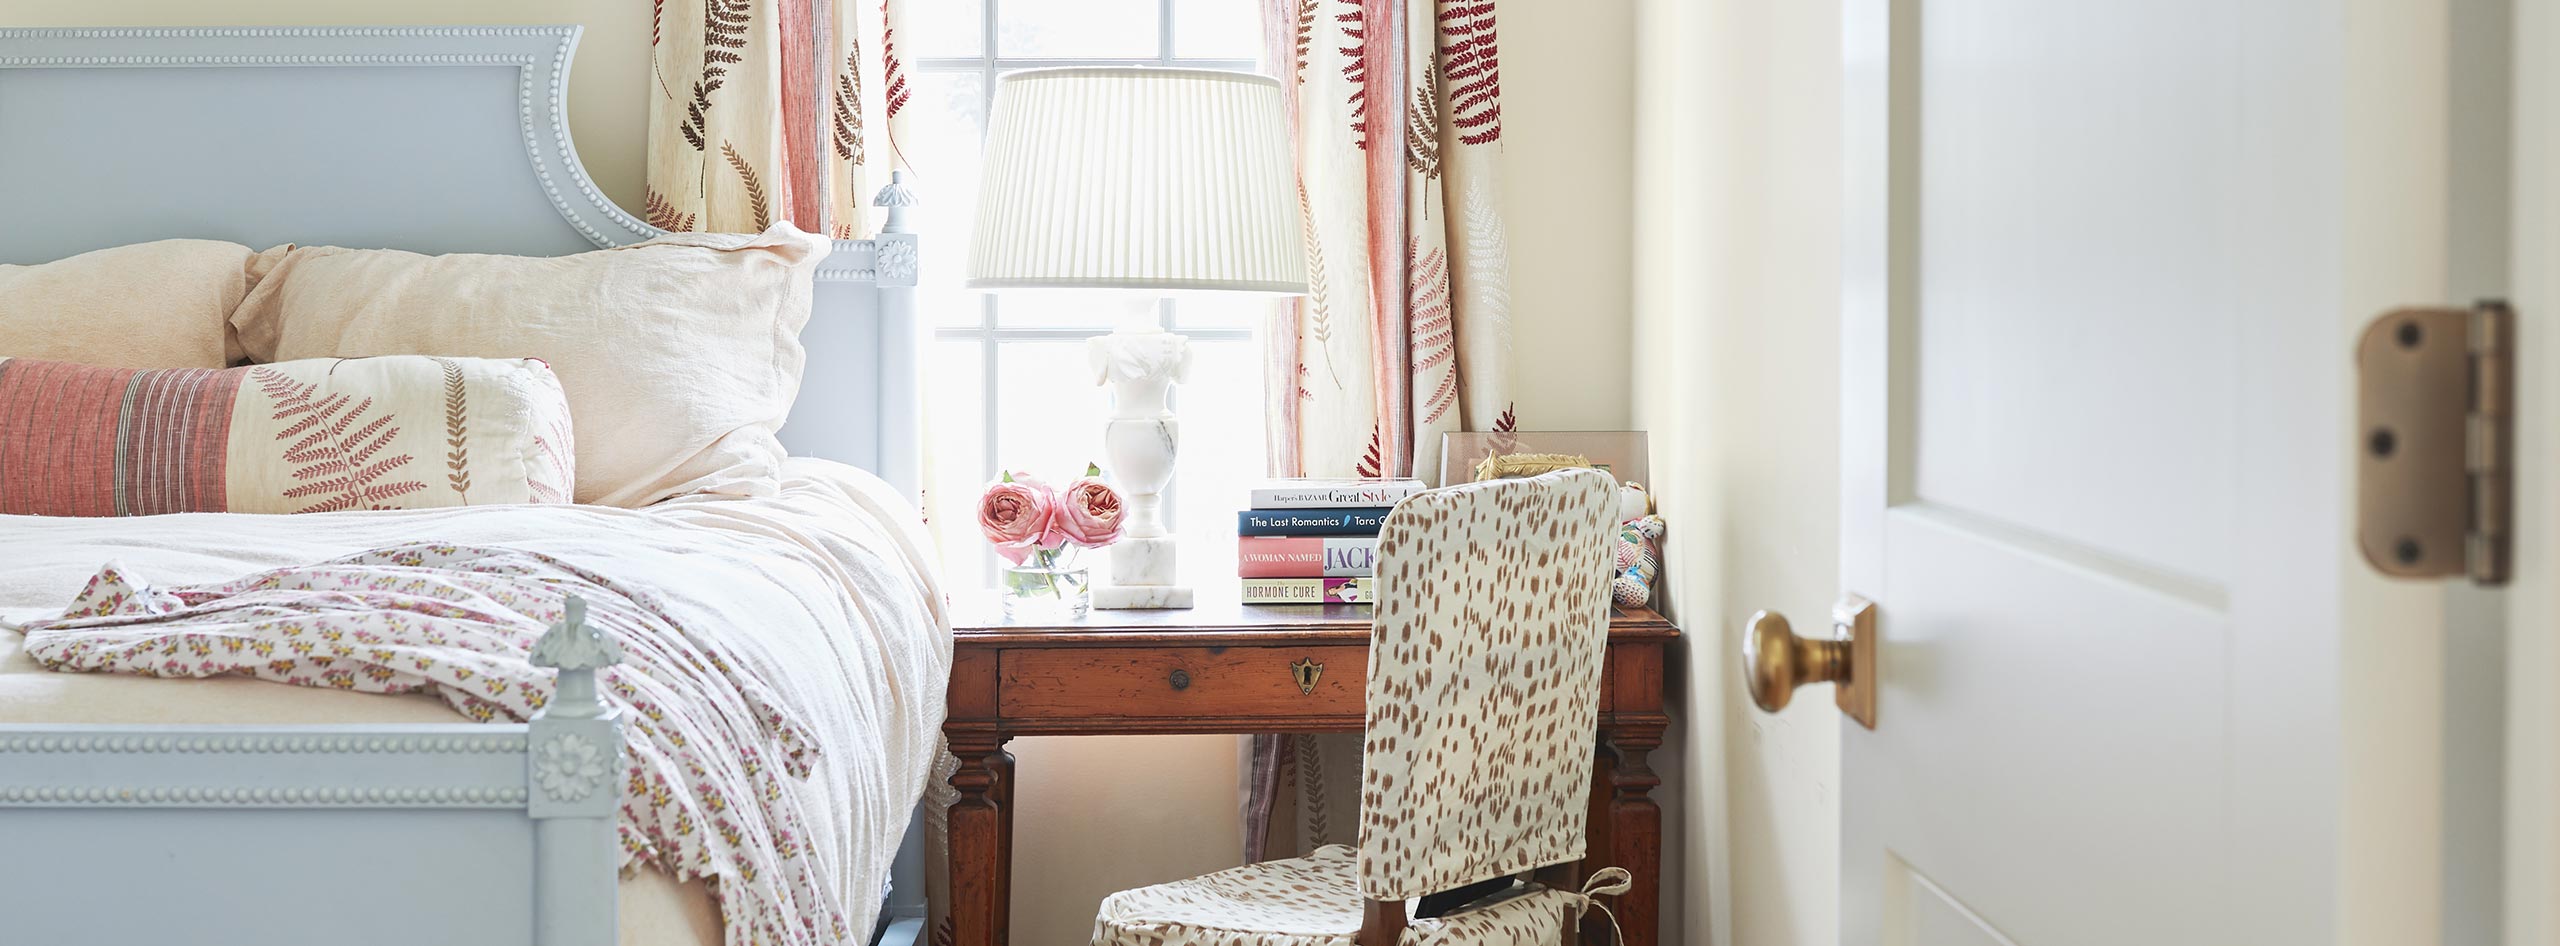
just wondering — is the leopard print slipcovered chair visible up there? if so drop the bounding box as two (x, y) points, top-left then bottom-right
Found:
(1093, 469), (1625, 946)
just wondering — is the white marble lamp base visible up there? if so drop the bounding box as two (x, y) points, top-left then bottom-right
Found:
(1096, 535), (1193, 609)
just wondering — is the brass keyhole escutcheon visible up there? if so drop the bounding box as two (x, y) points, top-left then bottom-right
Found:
(1290, 658), (1324, 695)
(1741, 595), (1876, 729)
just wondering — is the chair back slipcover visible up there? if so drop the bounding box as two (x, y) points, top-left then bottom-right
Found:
(1354, 468), (1621, 901)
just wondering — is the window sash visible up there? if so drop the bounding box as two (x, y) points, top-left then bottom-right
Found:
(924, 0), (1268, 588)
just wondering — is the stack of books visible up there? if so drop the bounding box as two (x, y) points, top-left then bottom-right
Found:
(1236, 478), (1424, 604)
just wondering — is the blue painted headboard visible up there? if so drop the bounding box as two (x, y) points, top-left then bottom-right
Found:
(0, 26), (921, 495)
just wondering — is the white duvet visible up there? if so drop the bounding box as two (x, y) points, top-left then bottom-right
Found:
(0, 458), (951, 946)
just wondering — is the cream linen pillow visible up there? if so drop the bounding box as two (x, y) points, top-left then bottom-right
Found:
(234, 224), (831, 507)
(0, 239), (263, 367)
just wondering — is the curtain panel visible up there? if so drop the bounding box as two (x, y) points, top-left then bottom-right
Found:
(1250, 0), (1517, 862)
(646, 0), (915, 237)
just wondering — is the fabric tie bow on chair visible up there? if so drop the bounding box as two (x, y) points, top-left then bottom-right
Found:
(1568, 868), (1634, 946)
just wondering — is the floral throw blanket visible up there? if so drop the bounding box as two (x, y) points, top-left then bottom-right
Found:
(18, 543), (852, 946)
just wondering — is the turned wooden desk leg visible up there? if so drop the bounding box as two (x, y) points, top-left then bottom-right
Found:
(949, 733), (1014, 946)
(1599, 722), (1665, 946)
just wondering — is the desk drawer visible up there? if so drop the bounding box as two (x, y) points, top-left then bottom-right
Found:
(1000, 646), (1368, 719)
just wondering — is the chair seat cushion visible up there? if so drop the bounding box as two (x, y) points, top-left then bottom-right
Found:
(1093, 846), (1579, 946)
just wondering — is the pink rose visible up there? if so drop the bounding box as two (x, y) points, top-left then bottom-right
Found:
(1055, 477), (1126, 548)
(978, 475), (1059, 564)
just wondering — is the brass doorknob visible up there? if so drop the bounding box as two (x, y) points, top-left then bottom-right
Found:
(1741, 596), (1878, 728)
(1743, 611), (1845, 711)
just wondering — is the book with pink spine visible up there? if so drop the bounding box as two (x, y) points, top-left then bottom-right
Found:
(1236, 535), (1379, 577)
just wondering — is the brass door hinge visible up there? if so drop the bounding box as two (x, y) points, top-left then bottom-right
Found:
(2356, 301), (2513, 585)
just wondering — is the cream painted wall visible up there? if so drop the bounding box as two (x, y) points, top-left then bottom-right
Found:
(1633, 2), (1843, 946)
(1500, 0), (1635, 432)
(1, 3), (1647, 946)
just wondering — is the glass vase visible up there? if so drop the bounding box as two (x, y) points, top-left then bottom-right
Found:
(1001, 560), (1092, 621)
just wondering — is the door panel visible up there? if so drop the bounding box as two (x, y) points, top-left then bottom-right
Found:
(1873, 514), (2223, 946)
(1908, 0), (2242, 583)
(1880, 9), (2239, 941)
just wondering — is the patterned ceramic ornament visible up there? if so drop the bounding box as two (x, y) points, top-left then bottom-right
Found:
(1613, 514), (1666, 608)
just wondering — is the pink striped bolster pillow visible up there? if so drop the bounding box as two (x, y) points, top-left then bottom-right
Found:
(0, 355), (574, 516)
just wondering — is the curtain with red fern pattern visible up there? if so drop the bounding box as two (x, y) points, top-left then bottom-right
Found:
(646, 0), (914, 237)
(1248, 0), (1517, 862)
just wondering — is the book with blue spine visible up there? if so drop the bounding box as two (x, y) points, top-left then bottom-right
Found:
(1236, 507), (1391, 536)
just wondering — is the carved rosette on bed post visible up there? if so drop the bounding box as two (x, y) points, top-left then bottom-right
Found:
(526, 594), (626, 946)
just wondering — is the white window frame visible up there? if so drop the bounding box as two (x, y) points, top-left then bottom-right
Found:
(918, 0), (1265, 587)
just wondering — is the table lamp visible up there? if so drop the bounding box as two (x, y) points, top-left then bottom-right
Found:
(968, 67), (1307, 610)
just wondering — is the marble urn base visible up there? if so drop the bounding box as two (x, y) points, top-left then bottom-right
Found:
(1095, 535), (1193, 609)
(1087, 307), (1194, 611)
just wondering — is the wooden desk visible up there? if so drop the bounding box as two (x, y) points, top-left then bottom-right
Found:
(944, 599), (1677, 946)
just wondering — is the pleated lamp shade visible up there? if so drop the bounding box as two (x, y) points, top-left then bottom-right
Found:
(968, 67), (1309, 295)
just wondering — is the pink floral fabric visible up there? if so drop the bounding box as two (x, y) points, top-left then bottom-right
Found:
(18, 544), (851, 946)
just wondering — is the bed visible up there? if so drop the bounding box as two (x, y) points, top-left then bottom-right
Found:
(0, 25), (940, 946)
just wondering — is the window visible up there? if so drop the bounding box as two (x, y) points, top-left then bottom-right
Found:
(907, 0), (1272, 589)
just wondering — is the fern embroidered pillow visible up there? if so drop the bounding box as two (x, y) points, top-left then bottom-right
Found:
(0, 355), (573, 516)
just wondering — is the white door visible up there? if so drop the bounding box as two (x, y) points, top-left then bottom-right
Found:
(1814, 2), (2494, 943)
